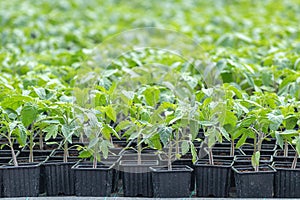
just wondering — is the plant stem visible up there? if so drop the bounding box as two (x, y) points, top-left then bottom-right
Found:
(137, 132), (141, 165)
(175, 129), (179, 155)
(230, 138), (235, 157)
(39, 132), (44, 150)
(292, 152), (298, 169)
(29, 130), (34, 163)
(93, 151), (97, 168)
(284, 141), (288, 157)
(63, 142), (68, 163)
(168, 142), (173, 171)
(9, 138), (18, 166)
(254, 164), (259, 172)
(208, 147), (214, 165)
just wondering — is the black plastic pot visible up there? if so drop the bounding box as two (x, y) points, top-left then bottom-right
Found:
(232, 165), (276, 198)
(98, 155), (122, 193)
(150, 165), (193, 198)
(0, 150), (20, 197)
(72, 162), (114, 196)
(273, 162), (300, 197)
(1, 163), (40, 197)
(194, 160), (232, 197)
(43, 150), (80, 196)
(120, 160), (158, 197)
(159, 153), (195, 191)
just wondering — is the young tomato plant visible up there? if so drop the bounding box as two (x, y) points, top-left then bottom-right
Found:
(0, 107), (27, 166)
(153, 99), (199, 170)
(77, 109), (119, 168)
(198, 90), (230, 165)
(43, 102), (80, 162)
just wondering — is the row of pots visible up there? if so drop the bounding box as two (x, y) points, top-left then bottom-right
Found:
(0, 140), (299, 198)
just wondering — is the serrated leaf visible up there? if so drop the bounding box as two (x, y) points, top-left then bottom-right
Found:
(159, 126), (172, 146)
(44, 124), (58, 141)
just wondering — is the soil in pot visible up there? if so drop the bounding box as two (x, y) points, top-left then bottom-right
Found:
(1, 163), (40, 197)
(72, 162), (114, 196)
(199, 147), (243, 160)
(241, 148), (275, 156)
(234, 155), (273, 165)
(150, 165), (193, 198)
(273, 162), (300, 197)
(232, 165), (276, 198)
(119, 160), (158, 197)
(194, 160), (232, 197)
(240, 143), (277, 151)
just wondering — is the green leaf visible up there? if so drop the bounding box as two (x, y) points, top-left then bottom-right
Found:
(103, 124), (119, 140)
(21, 103), (38, 127)
(105, 105), (116, 122)
(236, 133), (247, 148)
(190, 119), (199, 140)
(159, 126), (172, 146)
(33, 87), (46, 100)
(17, 124), (27, 146)
(268, 111), (284, 131)
(88, 137), (99, 149)
(199, 121), (215, 126)
(219, 127), (230, 141)
(190, 143), (197, 164)
(61, 125), (72, 143)
(181, 141), (189, 155)
(115, 120), (131, 132)
(79, 150), (92, 158)
(143, 86), (160, 106)
(296, 137), (300, 156)
(44, 124), (59, 141)
(275, 132), (284, 149)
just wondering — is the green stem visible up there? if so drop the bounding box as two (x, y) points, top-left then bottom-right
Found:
(93, 151), (97, 168)
(63, 142), (68, 163)
(9, 138), (18, 166)
(29, 131), (34, 163)
(292, 152), (298, 169)
(284, 141), (288, 157)
(137, 132), (141, 165)
(168, 142), (173, 171)
(230, 137), (235, 157)
(208, 147), (214, 165)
